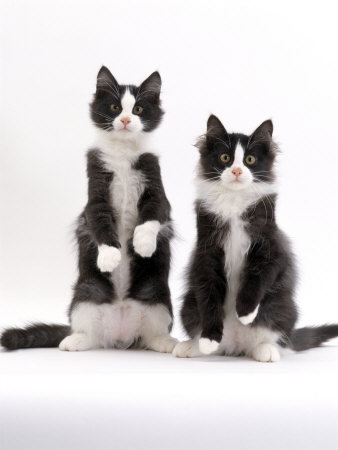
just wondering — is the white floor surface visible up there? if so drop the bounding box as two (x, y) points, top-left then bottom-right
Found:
(1, 344), (338, 450)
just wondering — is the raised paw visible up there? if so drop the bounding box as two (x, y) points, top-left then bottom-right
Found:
(133, 221), (160, 258)
(252, 343), (280, 362)
(199, 337), (220, 355)
(145, 335), (178, 353)
(237, 305), (259, 325)
(97, 245), (121, 272)
(59, 333), (93, 352)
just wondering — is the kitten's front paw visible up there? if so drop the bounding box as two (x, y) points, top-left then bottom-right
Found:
(97, 245), (121, 272)
(237, 305), (259, 325)
(199, 338), (220, 355)
(133, 221), (160, 258)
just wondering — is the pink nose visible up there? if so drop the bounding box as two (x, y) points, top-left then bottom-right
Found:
(232, 167), (243, 177)
(120, 117), (131, 126)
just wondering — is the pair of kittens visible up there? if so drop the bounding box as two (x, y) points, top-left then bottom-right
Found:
(2, 67), (338, 362)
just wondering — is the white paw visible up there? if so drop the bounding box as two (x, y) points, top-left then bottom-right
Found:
(97, 245), (121, 272)
(59, 333), (92, 351)
(173, 340), (196, 358)
(252, 343), (280, 362)
(199, 338), (220, 355)
(238, 305), (259, 325)
(133, 221), (160, 257)
(146, 335), (178, 353)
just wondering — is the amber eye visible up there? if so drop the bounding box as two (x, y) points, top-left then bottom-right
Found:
(245, 155), (256, 165)
(133, 105), (143, 115)
(110, 104), (120, 113)
(220, 153), (231, 164)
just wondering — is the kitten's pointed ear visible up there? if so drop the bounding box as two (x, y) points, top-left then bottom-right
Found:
(251, 120), (273, 142)
(207, 114), (227, 135)
(96, 66), (119, 92)
(206, 114), (228, 145)
(138, 71), (162, 100)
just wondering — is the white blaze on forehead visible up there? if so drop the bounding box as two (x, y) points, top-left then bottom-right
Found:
(120, 88), (136, 115)
(232, 142), (245, 167)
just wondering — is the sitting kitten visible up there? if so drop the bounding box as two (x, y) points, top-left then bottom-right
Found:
(173, 115), (338, 362)
(1, 66), (177, 353)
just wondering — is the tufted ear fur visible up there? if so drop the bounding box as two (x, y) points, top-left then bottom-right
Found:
(96, 66), (119, 94)
(250, 120), (273, 142)
(138, 71), (162, 102)
(205, 114), (229, 149)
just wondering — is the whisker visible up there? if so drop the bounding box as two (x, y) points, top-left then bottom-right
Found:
(97, 78), (120, 98)
(91, 109), (114, 121)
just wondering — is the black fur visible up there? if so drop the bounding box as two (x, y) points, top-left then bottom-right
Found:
(90, 66), (163, 132)
(1, 67), (172, 350)
(70, 150), (173, 314)
(182, 204), (228, 342)
(181, 115), (338, 352)
(1, 324), (70, 350)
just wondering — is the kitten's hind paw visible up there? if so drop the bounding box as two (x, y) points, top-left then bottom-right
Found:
(173, 340), (200, 358)
(97, 245), (121, 272)
(59, 333), (93, 351)
(237, 305), (259, 325)
(145, 335), (178, 353)
(199, 338), (220, 355)
(252, 343), (280, 362)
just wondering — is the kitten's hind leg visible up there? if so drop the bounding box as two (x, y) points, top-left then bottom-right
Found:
(144, 334), (178, 353)
(251, 343), (280, 362)
(59, 333), (94, 352)
(140, 303), (177, 354)
(172, 338), (202, 358)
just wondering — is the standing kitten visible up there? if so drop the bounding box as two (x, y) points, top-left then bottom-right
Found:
(174, 115), (338, 362)
(1, 66), (177, 353)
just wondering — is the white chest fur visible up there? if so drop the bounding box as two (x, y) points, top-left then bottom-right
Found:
(97, 134), (147, 299)
(109, 160), (145, 238)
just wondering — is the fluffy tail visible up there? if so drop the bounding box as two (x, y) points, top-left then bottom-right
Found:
(288, 324), (338, 351)
(1, 323), (70, 350)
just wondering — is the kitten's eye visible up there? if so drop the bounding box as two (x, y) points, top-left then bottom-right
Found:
(133, 105), (143, 115)
(245, 155), (256, 165)
(220, 153), (231, 164)
(110, 104), (120, 113)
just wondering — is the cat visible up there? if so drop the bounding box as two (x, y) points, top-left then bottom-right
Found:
(173, 115), (338, 362)
(1, 66), (177, 353)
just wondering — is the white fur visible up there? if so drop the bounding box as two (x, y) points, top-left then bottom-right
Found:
(196, 165), (277, 220)
(97, 245), (121, 272)
(199, 338), (220, 355)
(173, 339), (203, 358)
(59, 333), (92, 352)
(220, 143), (253, 190)
(238, 305), (259, 325)
(112, 88), (143, 134)
(185, 157), (281, 362)
(252, 343), (280, 362)
(133, 220), (160, 257)
(59, 300), (174, 351)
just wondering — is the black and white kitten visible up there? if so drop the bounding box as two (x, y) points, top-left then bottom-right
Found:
(1, 66), (177, 353)
(173, 115), (338, 362)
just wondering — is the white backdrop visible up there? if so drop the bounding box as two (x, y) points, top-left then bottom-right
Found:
(1, 1), (338, 449)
